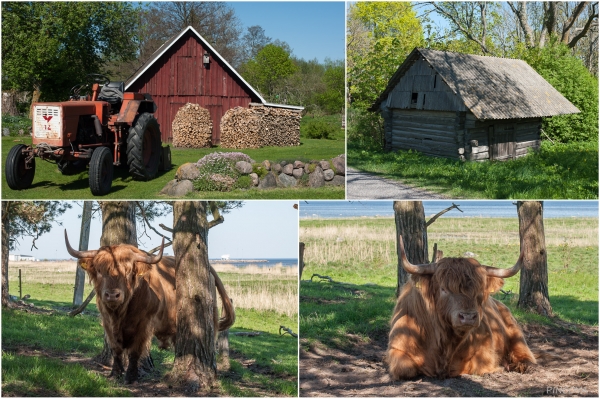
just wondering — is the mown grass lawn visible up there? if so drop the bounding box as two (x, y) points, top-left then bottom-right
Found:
(1, 114), (345, 200)
(299, 216), (598, 350)
(2, 270), (298, 397)
(347, 140), (598, 199)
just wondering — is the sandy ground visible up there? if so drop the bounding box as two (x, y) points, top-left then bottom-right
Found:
(300, 321), (598, 397)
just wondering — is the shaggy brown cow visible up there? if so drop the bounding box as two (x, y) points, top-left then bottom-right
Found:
(65, 231), (234, 384)
(387, 236), (535, 379)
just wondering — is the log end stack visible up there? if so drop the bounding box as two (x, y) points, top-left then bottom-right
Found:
(219, 106), (262, 149)
(172, 103), (213, 148)
(220, 104), (302, 149)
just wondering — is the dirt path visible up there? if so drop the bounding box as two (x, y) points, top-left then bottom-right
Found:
(300, 322), (598, 397)
(346, 167), (450, 199)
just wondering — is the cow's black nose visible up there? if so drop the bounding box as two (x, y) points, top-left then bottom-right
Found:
(459, 312), (478, 324)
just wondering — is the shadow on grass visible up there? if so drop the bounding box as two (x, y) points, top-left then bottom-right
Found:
(2, 354), (132, 397)
(299, 280), (395, 349)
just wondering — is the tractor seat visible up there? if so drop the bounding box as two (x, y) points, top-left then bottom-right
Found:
(98, 81), (124, 105)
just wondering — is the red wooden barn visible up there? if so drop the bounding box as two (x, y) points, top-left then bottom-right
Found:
(125, 26), (302, 144)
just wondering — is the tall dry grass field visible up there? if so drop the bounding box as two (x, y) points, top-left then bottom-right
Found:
(300, 217), (598, 284)
(8, 260), (298, 318)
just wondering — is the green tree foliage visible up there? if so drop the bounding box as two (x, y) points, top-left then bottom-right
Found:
(313, 60), (345, 114)
(241, 44), (298, 102)
(347, 2), (424, 108)
(1, 2), (139, 102)
(515, 42), (599, 143)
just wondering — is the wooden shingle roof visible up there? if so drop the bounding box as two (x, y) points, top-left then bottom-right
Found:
(370, 48), (579, 120)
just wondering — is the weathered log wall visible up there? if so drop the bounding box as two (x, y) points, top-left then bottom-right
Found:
(382, 107), (541, 161)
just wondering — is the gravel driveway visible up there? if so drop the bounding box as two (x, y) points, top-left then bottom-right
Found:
(346, 167), (449, 199)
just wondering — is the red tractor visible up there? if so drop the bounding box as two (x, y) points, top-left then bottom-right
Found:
(5, 74), (170, 195)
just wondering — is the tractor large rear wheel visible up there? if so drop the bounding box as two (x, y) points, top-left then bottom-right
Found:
(127, 113), (161, 180)
(6, 144), (35, 190)
(89, 147), (113, 196)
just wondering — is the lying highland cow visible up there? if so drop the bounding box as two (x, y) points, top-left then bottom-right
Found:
(387, 236), (535, 379)
(65, 231), (234, 384)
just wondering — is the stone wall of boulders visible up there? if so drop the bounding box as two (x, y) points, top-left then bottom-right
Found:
(160, 154), (345, 197)
(219, 104), (301, 149)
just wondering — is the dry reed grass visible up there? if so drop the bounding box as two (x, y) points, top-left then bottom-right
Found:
(301, 217), (598, 267)
(8, 260), (298, 317)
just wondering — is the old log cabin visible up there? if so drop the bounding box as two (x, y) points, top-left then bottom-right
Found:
(370, 48), (579, 161)
(125, 26), (302, 144)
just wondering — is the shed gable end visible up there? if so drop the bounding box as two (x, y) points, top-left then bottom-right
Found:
(385, 58), (466, 113)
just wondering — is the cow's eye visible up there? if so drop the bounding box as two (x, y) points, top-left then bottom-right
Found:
(440, 287), (447, 295)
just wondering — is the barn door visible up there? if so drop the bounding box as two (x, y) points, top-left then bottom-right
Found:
(489, 124), (516, 161)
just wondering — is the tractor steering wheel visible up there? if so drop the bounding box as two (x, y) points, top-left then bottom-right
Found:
(70, 83), (90, 98)
(87, 73), (111, 86)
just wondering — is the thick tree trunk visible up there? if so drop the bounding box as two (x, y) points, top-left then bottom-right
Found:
(517, 201), (553, 316)
(2, 91), (19, 117)
(299, 242), (305, 279)
(172, 201), (217, 391)
(29, 83), (42, 120)
(99, 202), (138, 247)
(393, 201), (429, 296)
(2, 202), (11, 308)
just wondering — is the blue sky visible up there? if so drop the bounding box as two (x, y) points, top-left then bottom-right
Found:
(12, 201), (299, 260)
(230, 1), (345, 62)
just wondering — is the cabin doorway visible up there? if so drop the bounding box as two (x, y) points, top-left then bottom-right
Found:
(488, 124), (516, 161)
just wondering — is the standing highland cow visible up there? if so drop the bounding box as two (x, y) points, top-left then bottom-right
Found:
(65, 231), (234, 384)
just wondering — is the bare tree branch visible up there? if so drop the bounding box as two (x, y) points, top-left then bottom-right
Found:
(208, 202), (224, 230)
(426, 203), (463, 227)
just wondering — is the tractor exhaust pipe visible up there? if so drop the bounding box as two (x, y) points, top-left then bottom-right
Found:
(91, 115), (103, 137)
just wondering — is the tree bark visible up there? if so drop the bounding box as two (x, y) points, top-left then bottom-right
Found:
(299, 242), (305, 279)
(2, 91), (19, 117)
(99, 201), (138, 247)
(517, 201), (553, 316)
(2, 202), (11, 308)
(393, 201), (429, 296)
(171, 201), (217, 392)
(73, 201), (92, 307)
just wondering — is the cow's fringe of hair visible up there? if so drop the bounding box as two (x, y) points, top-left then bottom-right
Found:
(210, 264), (235, 331)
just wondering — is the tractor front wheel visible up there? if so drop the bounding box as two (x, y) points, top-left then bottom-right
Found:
(127, 113), (161, 180)
(5, 144), (35, 190)
(89, 147), (113, 196)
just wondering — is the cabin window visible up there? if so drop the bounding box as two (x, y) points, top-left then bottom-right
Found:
(433, 74), (437, 89)
(411, 92), (418, 108)
(422, 94), (426, 107)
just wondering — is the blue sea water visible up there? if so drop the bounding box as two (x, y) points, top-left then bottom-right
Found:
(209, 258), (297, 268)
(300, 200), (598, 219)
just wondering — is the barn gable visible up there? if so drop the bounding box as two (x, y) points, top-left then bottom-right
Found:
(125, 26), (302, 143)
(371, 48), (580, 120)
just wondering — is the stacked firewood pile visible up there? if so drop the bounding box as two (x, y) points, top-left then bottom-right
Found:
(172, 103), (213, 148)
(220, 104), (301, 149)
(219, 107), (262, 149)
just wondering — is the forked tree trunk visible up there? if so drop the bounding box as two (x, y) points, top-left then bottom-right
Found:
(393, 201), (429, 296)
(1, 202), (11, 308)
(172, 201), (217, 392)
(97, 201), (157, 373)
(517, 201), (553, 316)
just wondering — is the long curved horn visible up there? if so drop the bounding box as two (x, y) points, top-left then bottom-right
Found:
(64, 230), (98, 259)
(210, 264), (235, 331)
(132, 238), (164, 264)
(484, 246), (525, 278)
(398, 235), (437, 275)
